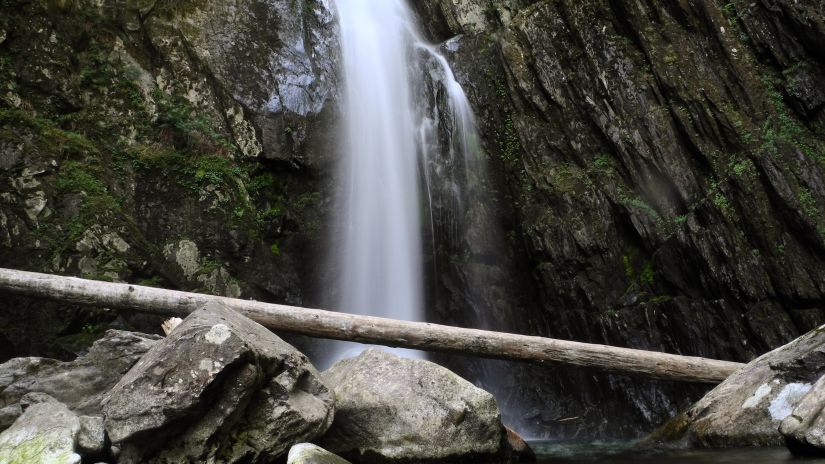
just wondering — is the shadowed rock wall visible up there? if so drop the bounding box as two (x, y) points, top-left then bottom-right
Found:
(0, 0), (824, 441)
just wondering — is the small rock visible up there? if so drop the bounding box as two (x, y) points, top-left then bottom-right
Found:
(319, 348), (506, 462)
(287, 443), (352, 464)
(0, 394), (81, 464)
(77, 415), (107, 456)
(505, 427), (537, 462)
(102, 301), (334, 463)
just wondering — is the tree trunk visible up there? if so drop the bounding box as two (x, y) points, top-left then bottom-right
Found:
(0, 268), (743, 382)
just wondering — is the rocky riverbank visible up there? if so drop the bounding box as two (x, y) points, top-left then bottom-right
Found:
(641, 323), (825, 456)
(0, 302), (534, 463)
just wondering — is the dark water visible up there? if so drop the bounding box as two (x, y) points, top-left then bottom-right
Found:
(532, 442), (825, 463)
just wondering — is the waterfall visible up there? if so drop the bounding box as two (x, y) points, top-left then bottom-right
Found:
(325, 0), (486, 367)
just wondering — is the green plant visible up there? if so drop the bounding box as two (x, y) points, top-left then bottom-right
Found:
(713, 192), (730, 213)
(198, 257), (220, 275)
(55, 161), (107, 195)
(153, 90), (237, 154)
(799, 187), (819, 218)
(497, 116), (520, 166)
(640, 262), (655, 285)
(594, 154), (611, 169)
(269, 243), (281, 256)
(623, 255), (634, 279)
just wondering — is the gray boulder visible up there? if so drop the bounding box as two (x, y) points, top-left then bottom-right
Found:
(288, 443), (352, 464)
(102, 302), (334, 463)
(780, 374), (825, 455)
(0, 330), (160, 431)
(0, 393), (81, 464)
(319, 348), (505, 463)
(645, 325), (825, 447)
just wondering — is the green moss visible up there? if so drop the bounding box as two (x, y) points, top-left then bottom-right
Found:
(256, 207), (282, 226)
(154, 90), (237, 154)
(0, 108), (98, 156)
(618, 187), (661, 221)
(137, 275), (167, 287)
(55, 161), (108, 196)
(551, 163), (590, 194)
(269, 243), (281, 256)
(713, 192), (731, 213)
(759, 79), (825, 165)
(623, 255), (634, 279)
(247, 173), (275, 197)
(197, 257), (221, 276)
(593, 153), (612, 169)
(0, 434), (77, 464)
(130, 148), (246, 195)
(496, 116), (521, 167)
(731, 158), (755, 177)
(640, 262), (655, 285)
(798, 187), (819, 219)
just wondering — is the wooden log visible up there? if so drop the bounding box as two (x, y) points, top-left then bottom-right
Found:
(0, 267), (743, 383)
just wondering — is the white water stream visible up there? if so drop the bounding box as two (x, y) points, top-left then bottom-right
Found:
(325, 0), (482, 366)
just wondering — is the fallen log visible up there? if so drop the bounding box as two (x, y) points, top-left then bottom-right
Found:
(0, 267), (743, 383)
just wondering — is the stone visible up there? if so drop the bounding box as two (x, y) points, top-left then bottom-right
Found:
(644, 326), (825, 447)
(287, 443), (352, 464)
(504, 427), (536, 462)
(780, 374), (825, 456)
(319, 348), (506, 463)
(76, 415), (107, 456)
(102, 301), (334, 463)
(0, 393), (81, 464)
(0, 330), (160, 431)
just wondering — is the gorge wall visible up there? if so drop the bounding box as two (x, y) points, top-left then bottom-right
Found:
(0, 0), (824, 440)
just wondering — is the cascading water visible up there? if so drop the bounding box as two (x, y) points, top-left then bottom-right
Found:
(325, 0), (487, 367)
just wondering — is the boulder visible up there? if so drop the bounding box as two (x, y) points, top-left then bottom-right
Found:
(780, 374), (825, 455)
(0, 330), (160, 431)
(288, 443), (352, 464)
(319, 348), (506, 463)
(102, 302), (334, 463)
(0, 393), (81, 464)
(505, 427), (536, 462)
(644, 326), (825, 447)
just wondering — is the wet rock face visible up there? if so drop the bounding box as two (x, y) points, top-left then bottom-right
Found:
(319, 349), (505, 463)
(411, 0), (825, 439)
(0, 0), (824, 444)
(0, 0), (334, 360)
(645, 325), (825, 448)
(144, 0), (340, 165)
(102, 302), (334, 464)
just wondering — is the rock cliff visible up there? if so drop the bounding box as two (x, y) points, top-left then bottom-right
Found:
(0, 0), (824, 440)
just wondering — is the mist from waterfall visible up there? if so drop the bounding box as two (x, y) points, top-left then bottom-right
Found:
(324, 0), (484, 368)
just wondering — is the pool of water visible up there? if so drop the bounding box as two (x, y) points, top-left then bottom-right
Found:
(532, 442), (825, 463)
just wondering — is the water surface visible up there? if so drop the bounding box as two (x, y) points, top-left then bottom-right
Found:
(533, 442), (825, 463)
